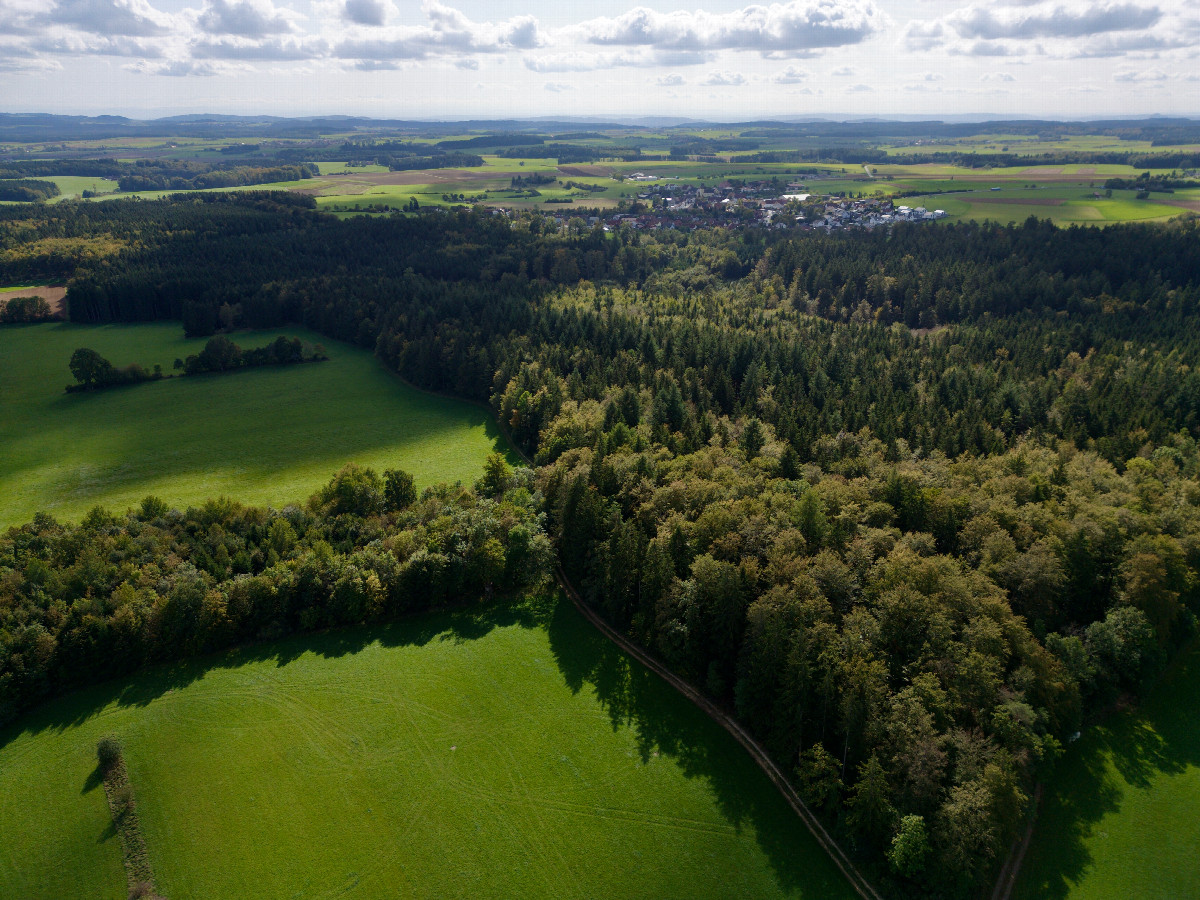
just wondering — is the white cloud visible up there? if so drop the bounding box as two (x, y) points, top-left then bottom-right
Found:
(773, 64), (809, 82)
(1113, 66), (1168, 80)
(980, 71), (1016, 80)
(196, 0), (297, 37)
(544, 81), (572, 91)
(904, 0), (1198, 59)
(574, 0), (885, 56)
(703, 70), (747, 85)
(41, 0), (175, 37)
(342, 0), (389, 27)
(847, 81), (873, 91)
(831, 65), (855, 75)
(656, 72), (685, 85)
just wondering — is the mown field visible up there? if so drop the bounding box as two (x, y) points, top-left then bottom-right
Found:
(1014, 639), (1200, 900)
(0, 322), (508, 527)
(0, 594), (856, 900)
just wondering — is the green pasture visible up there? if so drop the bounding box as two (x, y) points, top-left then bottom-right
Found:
(1014, 639), (1200, 900)
(0, 594), (856, 900)
(0, 322), (509, 527)
(0, 175), (120, 204)
(0, 282), (52, 293)
(894, 186), (1183, 226)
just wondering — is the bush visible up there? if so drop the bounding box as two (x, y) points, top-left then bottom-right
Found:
(97, 735), (122, 771)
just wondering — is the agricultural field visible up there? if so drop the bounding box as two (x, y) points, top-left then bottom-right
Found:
(1013, 640), (1200, 900)
(0, 594), (856, 900)
(890, 186), (1184, 226)
(0, 322), (508, 527)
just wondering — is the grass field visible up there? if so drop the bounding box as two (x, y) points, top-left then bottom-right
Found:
(0, 322), (509, 527)
(0, 594), (856, 900)
(1013, 639), (1200, 900)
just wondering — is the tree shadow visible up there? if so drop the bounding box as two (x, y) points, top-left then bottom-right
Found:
(1014, 639), (1200, 899)
(545, 596), (857, 898)
(0, 597), (546, 748)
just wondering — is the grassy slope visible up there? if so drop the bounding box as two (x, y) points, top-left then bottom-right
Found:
(1014, 639), (1200, 900)
(0, 596), (856, 900)
(0, 322), (509, 527)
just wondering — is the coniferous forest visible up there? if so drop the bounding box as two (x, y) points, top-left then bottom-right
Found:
(3, 194), (1200, 895)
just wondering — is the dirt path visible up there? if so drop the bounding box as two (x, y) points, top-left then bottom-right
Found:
(556, 566), (885, 900)
(392, 372), (883, 899)
(991, 782), (1044, 900)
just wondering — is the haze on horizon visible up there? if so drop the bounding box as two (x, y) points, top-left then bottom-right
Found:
(1, 0), (1197, 121)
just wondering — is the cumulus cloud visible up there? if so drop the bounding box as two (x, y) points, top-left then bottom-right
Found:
(949, 2), (1159, 41)
(40, 0), (175, 37)
(523, 48), (709, 71)
(333, 2), (546, 63)
(342, 0), (388, 27)
(1113, 66), (1168, 80)
(196, 0), (297, 37)
(904, 0), (1196, 59)
(544, 81), (572, 91)
(831, 64), (855, 75)
(847, 81), (873, 91)
(773, 64), (809, 82)
(656, 72), (685, 85)
(704, 70), (747, 85)
(193, 35), (324, 60)
(126, 57), (228, 75)
(574, 0), (885, 56)
(980, 71), (1016, 80)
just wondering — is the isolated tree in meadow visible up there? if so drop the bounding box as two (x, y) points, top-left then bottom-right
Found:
(96, 735), (122, 772)
(69, 347), (114, 387)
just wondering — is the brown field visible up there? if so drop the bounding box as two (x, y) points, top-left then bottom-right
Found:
(0, 284), (67, 317)
(1159, 197), (1200, 212)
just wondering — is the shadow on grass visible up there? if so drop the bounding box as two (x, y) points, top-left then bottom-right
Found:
(544, 597), (855, 897)
(1, 597), (547, 745)
(2, 592), (853, 898)
(1014, 640), (1200, 899)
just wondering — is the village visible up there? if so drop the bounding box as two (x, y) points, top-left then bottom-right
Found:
(543, 176), (947, 232)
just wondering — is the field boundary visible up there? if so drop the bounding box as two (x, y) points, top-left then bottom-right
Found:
(392, 368), (883, 900)
(556, 565), (884, 900)
(100, 749), (161, 899)
(991, 782), (1043, 900)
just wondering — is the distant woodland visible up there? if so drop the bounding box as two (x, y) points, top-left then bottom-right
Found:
(3, 193), (1200, 896)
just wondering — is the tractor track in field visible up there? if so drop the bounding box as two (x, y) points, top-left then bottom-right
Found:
(390, 372), (886, 900)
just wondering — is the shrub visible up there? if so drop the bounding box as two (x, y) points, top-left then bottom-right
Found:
(97, 735), (123, 771)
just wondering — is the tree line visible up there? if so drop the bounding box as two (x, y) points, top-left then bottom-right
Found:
(0, 460), (552, 730)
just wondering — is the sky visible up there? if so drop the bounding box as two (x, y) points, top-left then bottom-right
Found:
(1, 0), (1197, 120)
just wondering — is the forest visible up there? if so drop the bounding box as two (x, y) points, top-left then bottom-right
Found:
(2, 193), (1199, 895)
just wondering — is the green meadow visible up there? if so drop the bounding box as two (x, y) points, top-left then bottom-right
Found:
(0, 594), (856, 900)
(0, 322), (508, 527)
(1014, 639), (1200, 900)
